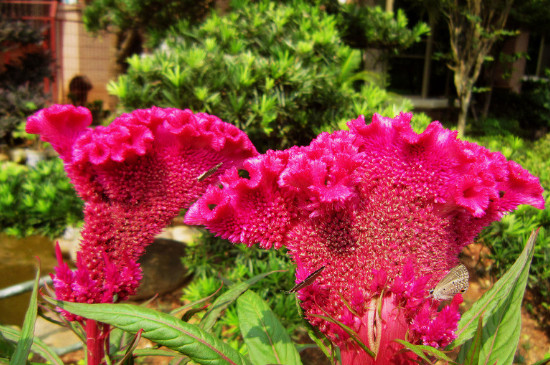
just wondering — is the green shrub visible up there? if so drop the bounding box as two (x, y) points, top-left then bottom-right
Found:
(0, 159), (84, 238)
(0, 84), (48, 146)
(469, 117), (523, 137)
(181, 232), (299, 351)
(109, 0), (411, 151)
(337, 3), (429, 52)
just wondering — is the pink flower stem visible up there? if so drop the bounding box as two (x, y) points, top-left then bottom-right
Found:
(86, 319), (107, 365)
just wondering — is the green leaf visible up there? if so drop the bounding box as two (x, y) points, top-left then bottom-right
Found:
(168, 355), (191, 365)
(200, 270), (283, 332)
(532, 357), (550, 365)
(394, 339), (457, 364)
(0, 331), (16, 359)
(114, 329), (142, 365)
(0, 326), (63, 365)
(461, 316), (483, 365)
(109, 327), (134, 357)
(11, 268), (40, 365)
(452, 229), (539, 365)
(42, 298), (252, 365)
(295, 344), (318, 353)
(182, 305), (209, 323)
(304, 322), (333, 360)
(237, 290), (302, 365)
(132, 348), (178, 357)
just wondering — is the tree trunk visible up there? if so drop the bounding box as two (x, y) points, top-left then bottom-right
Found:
(536, 35), (545, 77)
(444, 0), (514, 136)
(457, 89), (471, 137)
(115, 28), (143, 74)
(421, 17), (436, 98)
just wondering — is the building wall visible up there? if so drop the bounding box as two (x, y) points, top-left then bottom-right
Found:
(56, 3), (117, 110)
(493, 32), (530, 93)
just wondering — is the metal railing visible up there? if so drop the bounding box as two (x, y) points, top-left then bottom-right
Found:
(1, 0), (59, 102)
(0, 275), (52, 299)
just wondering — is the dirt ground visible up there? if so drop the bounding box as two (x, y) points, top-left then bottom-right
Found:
(60, 242), (550, 364)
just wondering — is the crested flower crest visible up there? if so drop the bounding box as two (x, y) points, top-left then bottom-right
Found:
(185, 112), (544, 363)
(27, 105), (257, 312)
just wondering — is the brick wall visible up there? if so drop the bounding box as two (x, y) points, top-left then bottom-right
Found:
(57, 3), (117, 110)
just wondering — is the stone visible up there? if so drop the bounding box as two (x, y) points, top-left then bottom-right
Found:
(170, 225), (201, 244)
(131, 238), (188, 300)
(155, 227), (173, 240)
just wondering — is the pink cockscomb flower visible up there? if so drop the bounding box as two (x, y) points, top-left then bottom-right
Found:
(185, 113), (544, 363)
(26, 105), (258, 311)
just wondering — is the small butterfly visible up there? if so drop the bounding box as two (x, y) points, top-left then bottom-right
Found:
(286, 266), (325, 294)
(429, 264), (469, 300)
(197, 162), (223, 181)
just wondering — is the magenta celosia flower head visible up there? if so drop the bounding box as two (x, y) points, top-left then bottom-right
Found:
(26, 105), (257, 313)
(185, 113), (544, 363)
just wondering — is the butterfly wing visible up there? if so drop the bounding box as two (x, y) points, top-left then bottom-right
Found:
(431, 264), (469, 300)
(435, 264), (468, 286)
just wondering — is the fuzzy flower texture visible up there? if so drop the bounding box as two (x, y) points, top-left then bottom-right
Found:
(26, 105), (257, 312)
(186, 113), (544, 363)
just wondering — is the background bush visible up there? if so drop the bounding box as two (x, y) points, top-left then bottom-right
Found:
(0, 159), (83, 238)
(108, 0), (412, 151)
(467, 82), (550, 329)
(181, 233), (299, 352)
(337, 3), (429, 52)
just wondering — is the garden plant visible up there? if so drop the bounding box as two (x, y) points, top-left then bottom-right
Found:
(0, 159), (83, 238)
(0, 102), (545, 365)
